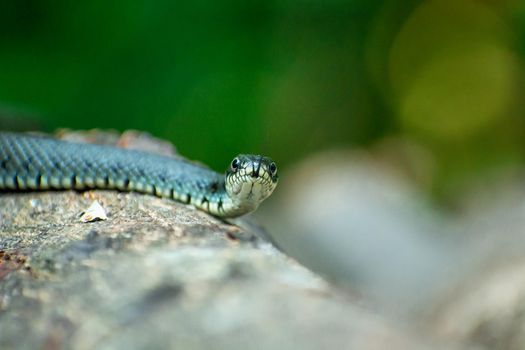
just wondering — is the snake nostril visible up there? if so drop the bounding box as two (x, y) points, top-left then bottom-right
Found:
(251, 170), (258, 178)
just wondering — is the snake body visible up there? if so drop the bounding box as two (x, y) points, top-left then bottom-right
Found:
(0, 132), (278, 217)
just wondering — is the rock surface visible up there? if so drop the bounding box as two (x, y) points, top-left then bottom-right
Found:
(0, 190), (442, 350)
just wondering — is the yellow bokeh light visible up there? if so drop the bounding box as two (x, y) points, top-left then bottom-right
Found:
(389, 0), (517, 141)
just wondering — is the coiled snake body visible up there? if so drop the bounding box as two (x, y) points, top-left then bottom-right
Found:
(0, 132), (278, 218)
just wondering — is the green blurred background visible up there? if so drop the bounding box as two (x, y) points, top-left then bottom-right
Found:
(0, 0), (524, 200)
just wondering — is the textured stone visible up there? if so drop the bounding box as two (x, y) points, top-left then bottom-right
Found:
(0, 190), (443, 350)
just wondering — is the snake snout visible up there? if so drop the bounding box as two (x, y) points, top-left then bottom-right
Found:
(250, 160), (262, 178)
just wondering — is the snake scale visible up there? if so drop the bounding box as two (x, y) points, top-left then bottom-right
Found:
(0, 132), (278, 217)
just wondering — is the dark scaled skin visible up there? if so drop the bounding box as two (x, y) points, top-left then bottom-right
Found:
(0, 132), (278, 217)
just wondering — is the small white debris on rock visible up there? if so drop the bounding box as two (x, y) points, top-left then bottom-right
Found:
(80, 200), (108, 222)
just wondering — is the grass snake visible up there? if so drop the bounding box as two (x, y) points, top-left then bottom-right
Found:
(0, 132), (278, 218)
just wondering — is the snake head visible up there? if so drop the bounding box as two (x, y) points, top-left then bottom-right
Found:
(225, 154), (278, 212)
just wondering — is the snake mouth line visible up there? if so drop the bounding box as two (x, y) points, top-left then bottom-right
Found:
(248, 182), (255, 199)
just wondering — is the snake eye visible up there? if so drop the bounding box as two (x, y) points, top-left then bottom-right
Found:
(269, 162), (277, 175)
(231, 157), (240, 172)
